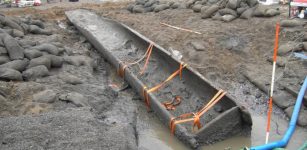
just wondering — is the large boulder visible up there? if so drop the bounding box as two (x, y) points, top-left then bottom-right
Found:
(201, 4), (220, 19)
(0, 59), (29, 72)
(3, 35), (24, 60)
(22, 65), (49, 81)
(0, 68), (23, 81)
(27, 56), (51, 69)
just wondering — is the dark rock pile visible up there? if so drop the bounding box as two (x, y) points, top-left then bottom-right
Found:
(0, 14), (95, 82)
(127, 0), (186, 13)
(127, 0), (280, 22)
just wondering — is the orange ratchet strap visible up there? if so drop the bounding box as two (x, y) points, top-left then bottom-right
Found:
(117, 43), (154, 78)
(169, 90), (226, 135)
(142, 63), (187, 111)
(163, 96), (182, 111)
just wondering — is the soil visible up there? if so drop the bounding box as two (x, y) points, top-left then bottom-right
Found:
(0, 0), (306, 149)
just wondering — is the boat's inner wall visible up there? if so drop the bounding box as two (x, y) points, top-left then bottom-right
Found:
(100, 18), (238, 132)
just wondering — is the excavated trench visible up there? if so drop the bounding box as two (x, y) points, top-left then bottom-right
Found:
(66, 9), (252, 148)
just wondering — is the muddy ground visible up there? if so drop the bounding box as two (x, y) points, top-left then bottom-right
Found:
(0, 0), (306, 149)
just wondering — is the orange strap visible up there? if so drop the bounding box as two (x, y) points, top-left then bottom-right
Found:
(117, 43), (154, 78)
(163, 96), (182, 110)
(170, 90), (226, 135)
(117, 62), (127, 78)
(142, 63), (186, 111)
(140, 43), (154, 75)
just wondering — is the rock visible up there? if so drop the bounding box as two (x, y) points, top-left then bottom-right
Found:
(0, 59), (29, 72)
(240, 8), (255, 19)
(3, 35), (24, 60)
(11, 29), (24, 38)
(154, 4), (169, 12)
(212, 12), (222, 20)
(59, 92), (88, 107)
(132, 5), (145, 13)
(192, 4), (203, 13)
(222, 15), (237, 22)
(18, 39), (37, 48)
(144, 0), (157, 7)
(190, 41), (206, 51)
(200, 6), (209, 13)
(2, 17), (24, 32)
(60, 74), (83, 85)
(280, 20), (304, 28)
(0, 46), (7, 55)
(44, 55), (63, 68)
(27, 56), (51, 69)
(24, 49), (43, 59)
(227, 0), (240, 10)
(0, 56), (9, 65)
(20, 23), (29, 34)
(237, 7), (247, 15)
(30, 20), (45, 29)
(33, 90), (57, 103)
(136, 0), (147, 5)
(32, 43), (60, 55)
(201, 0), (208, 5)
(285, 106), (307, 126)
(195, 1), (202, 5)
(64, 55), (95, 69)
(265, 8), (279, 17)
(273, 92), (296, 109)
(253, 5), (267, 17)
(278, 42), (303, 56)
(201, 4), (220, 19)
(246, 0), (258, 7)
(0, 68), (23, 81)
(219, 8), (238, 17)
(171, 2), (181, 9)
(186, 0), (196, 8)
(28, 25), (52, 35)
(144, 6), (154, 12)
(22, 65), (49, 81)
(127, 4), (134, 12)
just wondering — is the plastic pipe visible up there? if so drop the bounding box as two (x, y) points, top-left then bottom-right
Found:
(250, 76), (307, 150)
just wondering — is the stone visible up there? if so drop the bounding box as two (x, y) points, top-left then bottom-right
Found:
(32, 43), (60, 55)
(237, 7), (247, 15)
(11, 29), (24, 38)
(132, 5), (145, 13)
(253, 5), (267, 17)
(22, 65), (49, 81)
(0, 59), (29, 72)
(154, 4), (169, 12)
(186, 0), (196, 8)
(240, 8), (254, 19)
(201, 4), (220, 19)
(60, 74), (83, 85)
(200, 6), (210, 13)
(33, 90), (57, 103)
(3, 35), (24, 60)
(30, 20), (45, 29)
(222, 15), (237, 22)
(265, 9), (280, 17)
(24, 49), (43, 59)
(0, 68), (23, 81)
(227, 0), (240, 10)
(246, 0), (258, 7)
(212, 12), (222, 20)
(285, 106), (307, 126)
(18, 40), (37, 48)
(273, 92), (296, 109)
(278, 42), (303, 56)
(59, 92), (89, 107)
(0, 46), (7, 55)
(44, 55), (63, 68)
(190, 41), (206, 51)
(27, 56), (51, 69)
(192, 4), (203, 13)
(0, 56), (9, 65)
(219, 8), (238, 17)
(144, 0), (157, 7)
(280, 20), (304, 28)
(28, 25), (52, 35)
(2, 17), (24, 32)
(63, 55), (94, 69)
